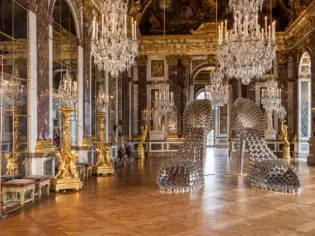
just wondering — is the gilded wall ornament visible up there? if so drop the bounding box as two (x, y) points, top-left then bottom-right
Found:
(180, 55), (192, 68)
(136, 55), (148, 67)
(151, 60), (164, 77)
(165, 55), (179, 67)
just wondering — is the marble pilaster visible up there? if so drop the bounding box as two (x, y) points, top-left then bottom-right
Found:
(48, 25), (53, 140)
(77, 45), (84, 146)
(27, 5), (38, 153)
(136, 56), (148, 135)
(105, 72), (110, 143)
(166, 55), (179, 135)
(36, 1), (51, 140)
(129, 80), (132, 139)
(83, 23), (92, 138)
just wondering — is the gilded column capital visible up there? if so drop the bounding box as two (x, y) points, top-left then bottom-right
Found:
(165, 55), (179, 67)
(207, 55), (217, 65)
(27, 0), (38, 13)
(136, 55), (148, 67)
(180, 55), (192, 68)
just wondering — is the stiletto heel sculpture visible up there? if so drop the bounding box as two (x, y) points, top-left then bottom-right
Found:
(231, 98), (300, 192)
(157, 100), (214, 193)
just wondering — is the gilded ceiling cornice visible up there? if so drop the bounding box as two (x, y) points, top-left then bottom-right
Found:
(284, 1), (315, 50)
(138, 34), (286, 56)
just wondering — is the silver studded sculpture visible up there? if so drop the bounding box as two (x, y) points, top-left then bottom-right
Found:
(157, 99), (214, 193)
(231, 98), (301, 192)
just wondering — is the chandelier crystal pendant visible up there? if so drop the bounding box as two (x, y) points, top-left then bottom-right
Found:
(217, 0), (277, 85)
(56, 70), (78, 108)
(261, 78), (282, 111)
(206, 70), (228, 107)
(90, 0), (138, 78)
(154, 83), (175, 116)
(96, 86), (110, 114)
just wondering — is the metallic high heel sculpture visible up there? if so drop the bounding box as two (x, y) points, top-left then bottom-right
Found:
(231, 98), (300, 192)
(157, 100), (214, 193)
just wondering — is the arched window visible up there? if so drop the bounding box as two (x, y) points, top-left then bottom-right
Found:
(195, 89), (207, 100)
(298, 52), (312, 153)
(195, 88), (215, 146)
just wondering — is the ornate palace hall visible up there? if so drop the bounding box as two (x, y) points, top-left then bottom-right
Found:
(2, 0), (315, 235)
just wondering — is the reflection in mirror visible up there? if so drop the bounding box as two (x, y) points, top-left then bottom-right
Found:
(0, 0), (28, 180)
(52, 0), (78, 146)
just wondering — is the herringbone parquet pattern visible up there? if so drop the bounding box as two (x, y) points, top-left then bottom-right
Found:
(1, 149), (315, 236)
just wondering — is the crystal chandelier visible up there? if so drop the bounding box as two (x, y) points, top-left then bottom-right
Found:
(96, 86), (110, 113)
(56, 70), (78, 108)
(261, 78), (282, 111)
(217, 0), (277, 85)
(90, 0), (138, 78)
(205, 70), (228, 107)
(154, 83), (175, 116)
(0, 69), (26, 108)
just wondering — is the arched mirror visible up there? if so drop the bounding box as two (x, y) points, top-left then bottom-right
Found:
(0, 0), (28, 178)
(52, 0), (78, 147)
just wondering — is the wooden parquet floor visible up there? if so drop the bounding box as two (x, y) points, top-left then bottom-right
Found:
(1, 148), (315, 236)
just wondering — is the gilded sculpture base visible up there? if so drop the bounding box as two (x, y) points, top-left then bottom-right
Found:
(282, 146), (291, 159)
(35, 140), (56, 153)
(138, 144), (145, 160)
(92, 165), (115, 176)
(51, 178), (83, 192)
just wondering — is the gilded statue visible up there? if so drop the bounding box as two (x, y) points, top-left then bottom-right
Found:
(55, 153), (66, 179)
(95, 144), (111, 167)
(140, 124), (148, 143)
(93, 113), (114, 175)
(5, 108), (22, 175)
(138, 124), (149, 159)
(280, 120), (290, 147)
(190, 22), (216, 35)
(5, 152), (20, 175)
(52, 107), (82, 192)
(280, 120), (291, 159)
(54, 132), (79, 179)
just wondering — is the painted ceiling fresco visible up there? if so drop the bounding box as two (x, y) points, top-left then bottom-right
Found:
(137, 0), (312, 35)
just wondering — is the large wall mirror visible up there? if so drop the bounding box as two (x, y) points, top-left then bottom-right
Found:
(52, 0), (78, 146)
(0, 0), (28, 177)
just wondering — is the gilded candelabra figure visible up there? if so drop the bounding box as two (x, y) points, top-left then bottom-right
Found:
(93, 86), (114, 175)
(280, 120), (291, 159)
(138, 109), (151, 159)
(52, 107), (82, 191)
(52, 70), (81, 192)
(93, 113), (114, 175)
(5, 107), (21, 175)
(138, 123), (148, 160)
